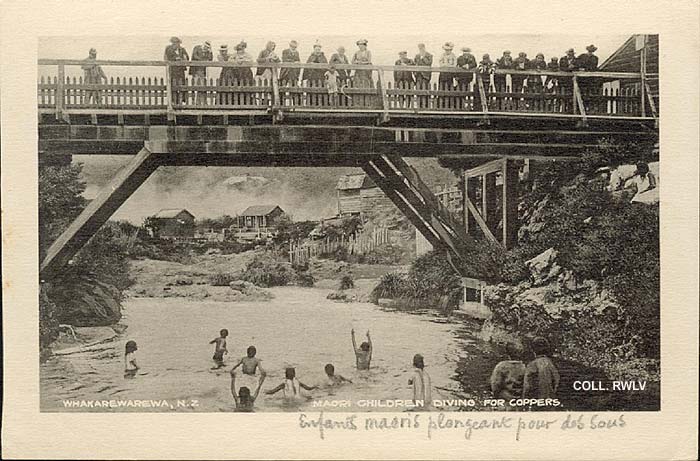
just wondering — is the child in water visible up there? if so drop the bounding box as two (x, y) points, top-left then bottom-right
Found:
(408, 354), (432, 409)
(324, 363), (352, 386)
(265, 367), (318, 399)
(124, 340), (139, 378)
(230, 369), (261, 412)
(230, 345), (267, 392)
(351, 328), (372, 370)
(209, 329), (229, 369)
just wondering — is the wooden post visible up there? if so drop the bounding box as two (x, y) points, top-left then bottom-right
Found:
(377, 69), (390, 123)
(640, 35), (647, 118)
(56, 63), (65, 120)
(165, 63), (175, 121)
(502, 159), (519, 249)
(572, 75), (579, 116)
(271, 66), (282, 121)
(482, 172), (497, 235)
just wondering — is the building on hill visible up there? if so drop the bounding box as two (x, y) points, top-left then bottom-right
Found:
(232, 205), (286, 242)
(148, 209), (195, 239)
(336, 173), (393, 217)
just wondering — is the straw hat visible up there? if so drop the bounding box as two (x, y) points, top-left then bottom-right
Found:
(586, 44), (598, 52)
(356, 39), (368, 46)
(442, 41), (454, 50)
(220, 44), (228, 52)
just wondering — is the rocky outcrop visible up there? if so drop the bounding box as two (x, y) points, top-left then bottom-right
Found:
(51, 277), (122, 327)
(525, 247), (561, 286)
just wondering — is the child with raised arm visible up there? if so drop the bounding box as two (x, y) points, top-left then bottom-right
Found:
(351, 328), (372, 370)
(265, 367), (317, 399)
(209, 329), (229, 369)
(230, 369), (261, 412)
(324, 363), (352, 386)
(231, 345), (267, 391)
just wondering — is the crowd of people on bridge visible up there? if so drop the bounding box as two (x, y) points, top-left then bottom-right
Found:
(80, 37), (601, 104)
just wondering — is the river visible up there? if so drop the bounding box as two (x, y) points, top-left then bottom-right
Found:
(41, 286), (500, 412)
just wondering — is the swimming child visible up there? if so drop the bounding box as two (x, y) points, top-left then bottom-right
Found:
(124, 340), (139, 378)
(408, 354), (432, 409)
(351, 328), (372, 370)
(265, 367), (317, 399)
(230, 345), (267, 391)
(324, 363), (352, 386)
(209, 329), (229, 369)
(230, 369), (261, 412)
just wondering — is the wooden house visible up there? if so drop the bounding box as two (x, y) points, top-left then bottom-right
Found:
(336, 173), (392, 216)
(236, 205), (285, 231)
(150, 209), (195, 239)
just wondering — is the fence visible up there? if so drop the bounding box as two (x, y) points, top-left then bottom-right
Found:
(289, 225), (389, 265)
(37, 59), (656, 121)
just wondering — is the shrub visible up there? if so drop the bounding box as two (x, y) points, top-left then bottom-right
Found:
(295, 270), (316, 287)
(370, 272), (408, 301)
(339, 274), (355, 290)
(240, 253), (295, 287)
(209, 272), (238, 286)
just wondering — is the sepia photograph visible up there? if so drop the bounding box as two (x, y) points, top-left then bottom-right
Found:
(1, 1), (698, 459)
(37, 33), (660, 413)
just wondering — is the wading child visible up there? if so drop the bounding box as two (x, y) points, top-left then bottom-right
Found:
(209, 329), (229, 369)
(231, 345), (267, 391)
(324, 363), (352, 386)
(408, 354), (432, 409)
(265, 367), (317, 399)
(523, 337), (560, 400)
(490, 342), (525, 404)
(124, 340), (139, 378)
(351, 328), (372, 370)
(230, 369), (261, 412)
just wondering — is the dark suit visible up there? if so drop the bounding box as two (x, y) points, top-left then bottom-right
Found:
(280, 48), (300, 85)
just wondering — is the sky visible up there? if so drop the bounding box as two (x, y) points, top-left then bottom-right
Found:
(41, 34), (629, 224)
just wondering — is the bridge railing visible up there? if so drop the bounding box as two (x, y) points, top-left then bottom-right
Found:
(38, 59), (653, 120)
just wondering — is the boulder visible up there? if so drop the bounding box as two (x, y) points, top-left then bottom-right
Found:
(228, 280), (257, 294)
(525, 248), (562, 286)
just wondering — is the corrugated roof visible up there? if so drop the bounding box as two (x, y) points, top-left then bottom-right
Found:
(153, 208), (194, 219)
(336, 174), (376, 190)
(240, 205), (283, 216)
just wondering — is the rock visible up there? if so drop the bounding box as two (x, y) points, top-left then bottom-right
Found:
(175, 277), (193, 286)
(525, 248), (562, 286)
(558, 269), (578, 292)
(327, 291), (356, 302)
(228, 280), (257, 294)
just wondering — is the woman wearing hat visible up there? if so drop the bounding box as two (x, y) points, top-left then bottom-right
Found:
(232, 41), (254, 84)
(217, 45), (235, 104)
(302, 42), (328, 84)
(351, 39), (373, 88)
(256, 41), (281, 81)
(190, 41), (213, 106)
(329, 46), (350, 86)
(526, 53), (547, 94)
(438, 42), (457, 91)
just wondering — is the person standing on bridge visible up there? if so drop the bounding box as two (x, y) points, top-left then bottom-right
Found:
(413, 43), (433, 108)
(558, 48), (577, 111)
(232, 41), (254, 84)
(351, 39), (374, 89)
(329, 46), (350, 86)
(456, 47), (477, 90)
(302, 41), (327, 85)
(394, 51), (415, 108)
(189, 41), (213, 106)
(575, 44), (600, 100)
(217, 45), (235, 105)
(495, 50), (513, 93)
(81, 48), (107, 105)
(164, 37), (189, 105)
(526, 53), (547, 93)
(438, 42), (457, 90)
(280, 40), (301, 86)
(256, 41), (281, 81)
(512, 52), (530, 96)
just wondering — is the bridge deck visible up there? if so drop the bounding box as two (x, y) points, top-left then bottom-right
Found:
(39, 60), (658, 124)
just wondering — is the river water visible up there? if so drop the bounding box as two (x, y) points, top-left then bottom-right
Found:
(41, 287), (498, 412)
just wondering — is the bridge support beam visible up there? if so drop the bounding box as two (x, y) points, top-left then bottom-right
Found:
(362, 155), (472, 271)
(40, 146), (161, 279)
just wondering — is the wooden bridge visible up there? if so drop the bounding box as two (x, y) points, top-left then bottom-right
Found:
(37, 59), (659, 279)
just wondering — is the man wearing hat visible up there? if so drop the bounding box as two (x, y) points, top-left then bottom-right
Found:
(81, 48), (107, 105)
(352, 39), (373, 88)
(456, 46), (477, 92)
(495, 50), (513, 92)
(438, 42), (457, 90)
(393, 51), (415, 107)
(577, 44), (599, 71)
(164, 37), (189, 104)
(558, 48), (577, 108)
(217, 45), (235, 105)
(280, 40), (301, 86)
(512, 52), (530, 96)
(413, 43), (433, 107)
(189, 41), (213, 105)
(303, 41), (328, 84)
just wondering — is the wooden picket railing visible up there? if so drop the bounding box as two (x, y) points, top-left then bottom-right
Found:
(289, 225), (389, 265)
(38, 59), (654, 121)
